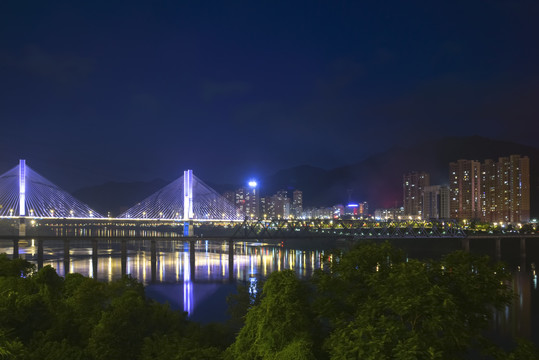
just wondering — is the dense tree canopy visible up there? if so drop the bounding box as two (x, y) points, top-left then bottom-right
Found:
(0, 255), (224, 359)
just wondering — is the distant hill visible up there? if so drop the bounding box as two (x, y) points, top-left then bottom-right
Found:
(263, 136), (539, 216)
(72, 136), (539, 218)
(73, 179), (169, 216)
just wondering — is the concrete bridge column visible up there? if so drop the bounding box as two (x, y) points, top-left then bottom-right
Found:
(183, 221), (194, 237)
(12, 239), (19, 259)
(63, 239), (70, 274)
(37, 239), (44, 269)
(92, 239), (98, 279)
(121, 239), (127, 276)
(19, 218), (26, 237)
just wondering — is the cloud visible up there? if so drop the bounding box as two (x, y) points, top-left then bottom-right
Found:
(0, 45), (94, 84)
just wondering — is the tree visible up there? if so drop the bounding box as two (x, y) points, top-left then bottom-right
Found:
(0, 254), (34, 278)
(313, 242), (514, 359)
(226, 270), (316, 359)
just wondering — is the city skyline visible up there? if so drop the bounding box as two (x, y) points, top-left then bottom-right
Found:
(1, 1), (538, 190)
(0, 148), (534, 221)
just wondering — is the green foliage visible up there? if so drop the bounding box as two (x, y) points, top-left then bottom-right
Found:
(314, 242), (515, 359)
(0, 254), (34, 278)
(0, 244), (537, 360)
(88, 289), (148, 360)
(141, 333), (223, 360)
(226, 280), (262, 330)
(0, 254), (228, 360)
(226, 270), (316, 359)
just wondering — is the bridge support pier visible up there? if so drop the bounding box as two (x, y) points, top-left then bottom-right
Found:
(121, 239), (127, 276)
(228, 239), (234, 282)
(184, 221), (194, 237)
(151, 240), (157, 283)
(495, 238), (501, 260)
(63, 239), (70, 274)
(37, 239), (44, 269)
(92, 239), (98, 279)
(19, 218), (26, 237)
(12, 239), (19, 259)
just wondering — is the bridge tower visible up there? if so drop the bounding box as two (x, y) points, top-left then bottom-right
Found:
(18, 160), (27, 236)
(19, 159), (26, 216)
(183, 169), (194, 236)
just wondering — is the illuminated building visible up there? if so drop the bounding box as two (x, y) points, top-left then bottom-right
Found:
(292, 190), (303, 218)
(490, 155), (530, 223)
(449, 160), (482, 221)
(223, 191), (235, 204)
(235, 187), (247, 216)
(358, 202), (368, 217)
(451, 155), (529, 223)
(235, 181), (260, 219)
(302, 207), (334, 219)
(422, 185), (450, 219)
(259, 196), (269, 218)
(271, 190), (289, 219)
(374, 207), (405, 221)
(481, 159), (497, 222)
(403, 171), (430, 218)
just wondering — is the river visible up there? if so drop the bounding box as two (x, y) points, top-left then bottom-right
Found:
(0, 236), (537, 347)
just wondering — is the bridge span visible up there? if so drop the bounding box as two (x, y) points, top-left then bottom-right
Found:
(0, 217), (468, 240)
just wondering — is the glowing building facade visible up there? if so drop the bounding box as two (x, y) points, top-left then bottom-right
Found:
(403, 171), (430, 218)
(450, 155), (529, 223)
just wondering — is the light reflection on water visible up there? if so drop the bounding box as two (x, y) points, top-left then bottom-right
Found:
(0, 239), (324, 320)
(0, 237), (538, 347)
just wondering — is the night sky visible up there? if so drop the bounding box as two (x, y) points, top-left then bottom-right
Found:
(1, 1), (538, 191)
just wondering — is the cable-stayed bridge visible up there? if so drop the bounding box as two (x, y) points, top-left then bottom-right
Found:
(2, 159), (519, 242)
(0, 161), (241, 221)
(118, 170), (241, 221)
(0, 160), (103, 218)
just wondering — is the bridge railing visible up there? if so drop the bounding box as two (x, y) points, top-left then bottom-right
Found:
(0, 218), (467, 239)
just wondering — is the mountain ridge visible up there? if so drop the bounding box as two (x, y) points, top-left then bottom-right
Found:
(73, 136), (539, 217)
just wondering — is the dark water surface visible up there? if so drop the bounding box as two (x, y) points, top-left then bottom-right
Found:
(1, 237), (537, 346)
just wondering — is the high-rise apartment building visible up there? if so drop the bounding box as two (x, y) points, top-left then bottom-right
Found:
(358, 202), (369, 217)
(272, 190), (290, 219)
(494, 155), (530, 223)
(451, 155), (529, 223)
(403, 172), (430, 217)
(235, 185), (259, 219)
(449, 160), (482, 220)
(481, 159), (497, 222)
(422, 185), (450, 219)
(292, 190), (303, 218)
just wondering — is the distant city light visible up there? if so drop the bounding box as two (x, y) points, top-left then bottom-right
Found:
(347, 203), (359, 207)
(248, 180), (258, 188)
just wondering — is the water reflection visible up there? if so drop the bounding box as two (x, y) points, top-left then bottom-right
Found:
(1, 237), (537, 346)
(0, 239), (324, 317)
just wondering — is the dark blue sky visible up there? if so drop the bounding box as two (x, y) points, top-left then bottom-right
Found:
(1, 0), (538, 190)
